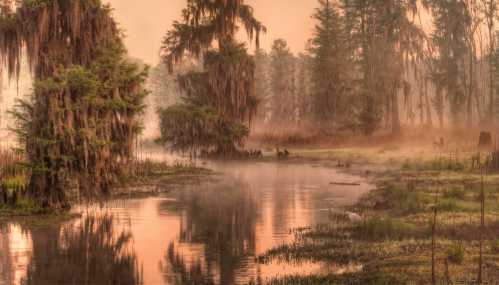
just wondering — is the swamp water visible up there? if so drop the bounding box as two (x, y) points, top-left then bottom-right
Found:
(0, 161), (372, 285)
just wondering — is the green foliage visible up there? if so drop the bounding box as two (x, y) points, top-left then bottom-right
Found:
(341, 0), (424, 135)
(401, 157), (466, 172)
(160, 38), (256, 155)
(379, 184), (427, 214)
(2, 175), (28, 190)
(352, 217), (416, 241)
(427, 0), (472, 127)
(443, 187), (467, 200)
(269, 39), (296, 125)
(158, 104), (249, 154)
(309, 0), (351, 128)
(436, 199), (461, 212)
(264, 271), (404, 285)
(2, 0), (148, 208)
(446, 243), (465, 264)
(491, 240), (499, 254)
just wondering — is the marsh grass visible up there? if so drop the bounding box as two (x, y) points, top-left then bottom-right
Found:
(446, 243), (465, 264)
(352, 218), (418, 241)
(260, 270), (404, 285)
(258, 149), (499, 284)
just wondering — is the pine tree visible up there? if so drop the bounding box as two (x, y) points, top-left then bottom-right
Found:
(296, 53), (312, 124)
(309, 0), (349, 130)
(269, 39), (296, 126)
(254, 49), (272, 124)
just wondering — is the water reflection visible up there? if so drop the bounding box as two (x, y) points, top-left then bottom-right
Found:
(1, 161), (372, 284)
(162, 180), (258, 284)
(164, 242), (216, 285)
(1, 215), (142, 285)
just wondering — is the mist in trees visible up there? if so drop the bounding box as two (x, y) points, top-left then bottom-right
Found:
(2, 0), (499, 208)
(247, 0), (499, 139)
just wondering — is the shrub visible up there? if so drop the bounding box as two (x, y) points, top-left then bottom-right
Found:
(446, 243), (465, 264)
(381, 184), (426, 214)
(491, 240), (499, 254)
(443, 187), (466, 200)
(436, 199), (461, 212)
(353, 218), (416, 241)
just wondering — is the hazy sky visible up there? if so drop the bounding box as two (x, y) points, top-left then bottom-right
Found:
(106, 0), (317, 65)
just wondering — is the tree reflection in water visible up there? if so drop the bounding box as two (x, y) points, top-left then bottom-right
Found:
(162, 181), (258, 285)
(23, 214), (143, 285)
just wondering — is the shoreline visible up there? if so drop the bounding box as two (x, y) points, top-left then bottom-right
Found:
(257, 147), (499, 284)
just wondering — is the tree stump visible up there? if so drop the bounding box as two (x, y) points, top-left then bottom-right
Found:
(478, 131), (493, 150)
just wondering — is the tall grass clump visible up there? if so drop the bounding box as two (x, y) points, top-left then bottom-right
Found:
(352, 217), (417, 241)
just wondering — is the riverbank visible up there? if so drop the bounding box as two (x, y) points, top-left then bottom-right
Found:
(0, 160), (215, 220)
(256, 146), (499, 284)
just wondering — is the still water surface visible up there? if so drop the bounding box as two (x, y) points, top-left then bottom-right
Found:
(0, 161), (372, 285)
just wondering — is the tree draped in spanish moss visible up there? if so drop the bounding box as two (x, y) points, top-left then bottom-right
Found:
(342, 0), (425, 135)
(425, 0), (473, 128)
(159, 0), (265, 155)
(0, 0), (147, 209)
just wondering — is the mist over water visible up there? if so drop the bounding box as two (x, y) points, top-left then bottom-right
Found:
(0, 161), (372, 284)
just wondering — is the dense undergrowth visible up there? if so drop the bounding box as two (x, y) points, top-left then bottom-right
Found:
(0, 148), (212, 216)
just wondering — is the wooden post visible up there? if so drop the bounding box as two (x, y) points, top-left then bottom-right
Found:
(478, 166), (485, 284)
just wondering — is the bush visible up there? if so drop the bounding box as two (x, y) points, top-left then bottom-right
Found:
(353, 218), (416, 241)
(443, 187), (466, 200)
(381, 184), (426, 214)
(446, 243), (465, 264)
(436, 199), (461, 212)
(402, 158), (466, 172)
(158, 104), (249, 155)
(491, 240), (499, 254)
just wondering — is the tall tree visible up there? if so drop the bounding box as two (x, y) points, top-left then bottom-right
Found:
(427, 0), (472, 128)
(254, 49), (272, 124)
(160, 0), (266, 154)
(296, 53), (312, 124)
(309, 0), (350, 130)
(269, 39), (296, 126)
(161, 0), (265, 123)
(483, 0), (497, 123)
(0, 0), (147, 208)
(342, 0), (424, 135)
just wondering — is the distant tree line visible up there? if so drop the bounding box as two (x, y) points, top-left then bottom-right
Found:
(254, 0), (499, 136)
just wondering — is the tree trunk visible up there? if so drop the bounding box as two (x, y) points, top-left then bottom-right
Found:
(424, 79), (433, 127)
(391, 83), (401, 136)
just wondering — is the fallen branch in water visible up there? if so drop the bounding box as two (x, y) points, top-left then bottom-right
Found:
(330, 182), (361, 186)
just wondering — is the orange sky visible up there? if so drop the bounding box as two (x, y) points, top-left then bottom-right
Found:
(106, 0), (317, 64)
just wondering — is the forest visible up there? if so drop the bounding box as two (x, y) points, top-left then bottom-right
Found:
(1, 0), (499, 284)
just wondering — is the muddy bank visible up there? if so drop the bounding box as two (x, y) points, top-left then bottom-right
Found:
(0, 162), (215, 220)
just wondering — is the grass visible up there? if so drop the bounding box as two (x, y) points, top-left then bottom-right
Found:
(446, 243), (465, 264)
(352, 217), (418, 241)
(260, 271), (405, 285)
(257, 146), (499, 284)
(0, 197), (70, 218)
